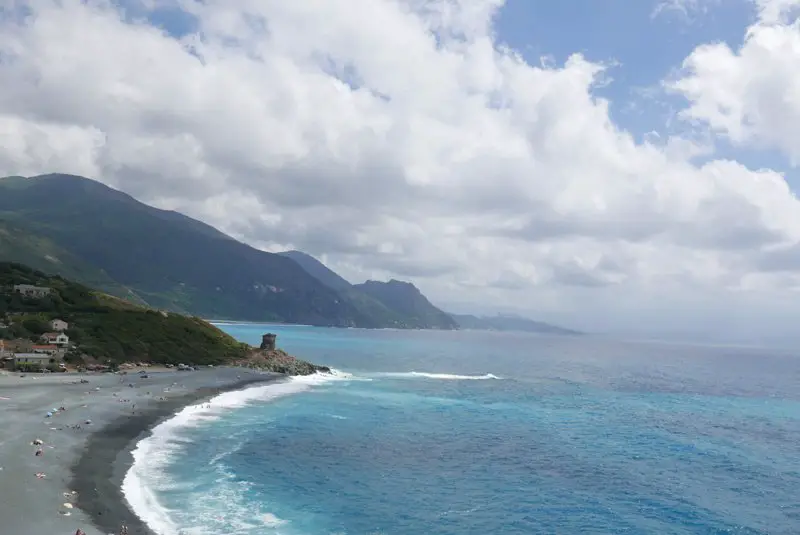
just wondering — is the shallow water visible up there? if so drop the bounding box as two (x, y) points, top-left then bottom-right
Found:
(125, 326), (800, 534)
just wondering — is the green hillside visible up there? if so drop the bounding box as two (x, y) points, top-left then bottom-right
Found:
(0, 262), (249, 365)
(0, 174), (372, 326)
(0, 174), (462, 329)
(0, 220), (147, 305)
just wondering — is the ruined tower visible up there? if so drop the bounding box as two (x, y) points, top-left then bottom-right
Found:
(260, 333), (277, 351)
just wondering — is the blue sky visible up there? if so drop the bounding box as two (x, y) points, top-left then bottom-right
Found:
(496, 0), (752, 128)
(495, 0), (798, 183)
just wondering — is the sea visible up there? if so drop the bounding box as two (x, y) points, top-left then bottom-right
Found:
(122, 325), (800, 535)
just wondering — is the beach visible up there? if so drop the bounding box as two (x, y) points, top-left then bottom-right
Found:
(0, 368), (279, 535)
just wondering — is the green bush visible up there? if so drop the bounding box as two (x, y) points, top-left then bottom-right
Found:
(22, 316), (50, 335)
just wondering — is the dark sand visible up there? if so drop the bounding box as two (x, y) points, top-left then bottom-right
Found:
(0, 368), (280, 535)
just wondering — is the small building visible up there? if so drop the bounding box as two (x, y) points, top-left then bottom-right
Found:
(40, 332), (69, 347)
(32, 344), (60, 355)
(50, 319), (69, 332)
(12, 284), (52, 298)
(13, 353), (54, 369)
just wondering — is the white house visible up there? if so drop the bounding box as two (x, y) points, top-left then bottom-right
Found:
(12, 284), (52, 298)
(13, 353), (54, 369)
(32, 345), (60, 355)
(40, 332), (69, 347)
(50, 319), (69, 332)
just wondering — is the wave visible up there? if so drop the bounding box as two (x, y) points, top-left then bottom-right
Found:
(122, 370), (349, 535)
(378, 371), (501, 381)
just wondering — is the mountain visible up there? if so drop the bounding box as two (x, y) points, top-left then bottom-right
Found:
(354, 279), (459, 330)
(280, 250), (457, 329)
(450, 313), (581, 335)
(0, 174), (375, 326)
(279, 250), (353, 292)
(0, 262), (249, 365)
(0, 219), (143, 302)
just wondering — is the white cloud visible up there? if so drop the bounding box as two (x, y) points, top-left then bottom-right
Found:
(651, 0), (721, 20)
(669, 0), (800, 163)
(1, 0), (800, 338)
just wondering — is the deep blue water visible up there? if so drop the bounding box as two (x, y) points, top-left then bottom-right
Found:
(126, 326), (800, 535)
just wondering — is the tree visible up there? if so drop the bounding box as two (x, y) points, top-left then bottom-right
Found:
(22, 317), (50, 335)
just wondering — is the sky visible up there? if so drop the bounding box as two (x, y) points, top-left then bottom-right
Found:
(2, 0), (800, 343)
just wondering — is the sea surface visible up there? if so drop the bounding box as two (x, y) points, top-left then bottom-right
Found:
(123, 326), (800, 535)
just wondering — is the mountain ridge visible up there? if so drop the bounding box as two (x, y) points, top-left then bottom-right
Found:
(0, 174), (455, 329)
(0, 174), (369, 326)
(279, 250), (457, 329)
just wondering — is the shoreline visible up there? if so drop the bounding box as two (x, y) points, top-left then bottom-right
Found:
(0, 368), (281, 535)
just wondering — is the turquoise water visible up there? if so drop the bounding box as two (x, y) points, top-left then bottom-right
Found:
(126, 325), (800, 534)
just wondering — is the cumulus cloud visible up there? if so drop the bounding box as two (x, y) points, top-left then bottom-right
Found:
(1, 0), (800, 336)
(669, 0), (800, 162)
(651, 0), (721, 20)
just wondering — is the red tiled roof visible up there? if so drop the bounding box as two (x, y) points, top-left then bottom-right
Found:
(32, 345), (58, 350)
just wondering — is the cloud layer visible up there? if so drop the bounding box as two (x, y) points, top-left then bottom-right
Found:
(2, 0), (800, 336)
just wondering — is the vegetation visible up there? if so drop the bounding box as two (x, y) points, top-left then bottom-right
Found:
(0, 219), (132, 294)
(0, 262), (250, 365)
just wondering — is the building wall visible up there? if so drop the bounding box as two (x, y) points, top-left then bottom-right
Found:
(51, 320), (69, 331)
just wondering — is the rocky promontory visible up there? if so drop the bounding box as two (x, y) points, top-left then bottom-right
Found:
(234, 333), (331, 376)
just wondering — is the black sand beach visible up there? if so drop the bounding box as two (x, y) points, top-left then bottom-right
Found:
(0, 368), (280, 535)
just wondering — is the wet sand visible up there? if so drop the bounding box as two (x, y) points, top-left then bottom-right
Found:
(0, 368), (280, 535)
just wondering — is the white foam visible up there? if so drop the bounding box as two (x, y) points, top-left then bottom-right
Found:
(378, 371), (501, 381)
(261, 512), (288, 527)
(122, 370), (348, 535)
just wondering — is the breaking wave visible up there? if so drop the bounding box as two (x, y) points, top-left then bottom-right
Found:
(377, 371), (501, 380)
(121, 371), (349, 535)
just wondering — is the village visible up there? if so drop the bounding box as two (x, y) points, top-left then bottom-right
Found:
(0, 271), (324, 377)
(0, 282), (162, 373)
(0, 284), (75, 372)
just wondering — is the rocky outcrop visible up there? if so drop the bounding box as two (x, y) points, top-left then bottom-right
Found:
(236, 348), (331, 376)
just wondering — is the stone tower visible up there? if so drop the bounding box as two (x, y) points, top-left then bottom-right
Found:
(260, 333), (277, 351)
